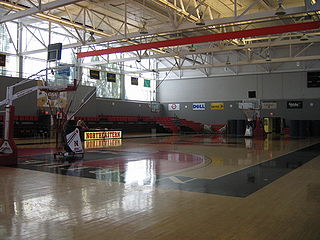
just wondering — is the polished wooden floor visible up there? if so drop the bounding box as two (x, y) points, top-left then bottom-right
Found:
(1, 134), (320, 240)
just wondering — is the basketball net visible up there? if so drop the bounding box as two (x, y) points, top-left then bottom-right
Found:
(239, 99), (261, 122)
(243, 109), (259, 122)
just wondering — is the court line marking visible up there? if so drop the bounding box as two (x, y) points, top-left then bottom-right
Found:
(208, 141), (320, 181)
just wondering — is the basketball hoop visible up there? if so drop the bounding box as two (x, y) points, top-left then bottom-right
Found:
(149, 101), (161, 113)
(0, 66), (79, 165)
(243, 109), (256, 122)
(239, 99), (261, 121)
(238, 99), (264, 137)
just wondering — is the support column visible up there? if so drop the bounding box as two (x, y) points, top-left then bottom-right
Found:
(18, 22), (23, 78)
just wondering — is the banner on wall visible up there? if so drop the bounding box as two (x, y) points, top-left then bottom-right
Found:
(287, 101), (303, 109)
(168, 104), (180, 111)
(307, 72), (320, 88)
(262, 102), (277, 109)
(210, 102), (224, 110)
(192, 103), (206, 111)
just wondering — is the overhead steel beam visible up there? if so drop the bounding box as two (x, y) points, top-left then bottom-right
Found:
(0, 0), (83, 24)
(0, 1), (111, 37)
(79, 6), (309, 45)
(77, 21), (320, 58)
(126, 55), (320, 73)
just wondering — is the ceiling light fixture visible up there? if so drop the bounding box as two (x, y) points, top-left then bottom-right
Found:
(238, 38), (245, 47)
(0, 1), (110, 37)
(139, 21), (148, 34)
(275, 1), (286, 16)
(87, 32), (96, 42)
(265, 47), (272, 61)
(196, 12), (205, 26)
(226, 56), (231, 65)
(300, 33), (309, 41)
(142, 51), (149, 57)
(188, 44), (196, 52)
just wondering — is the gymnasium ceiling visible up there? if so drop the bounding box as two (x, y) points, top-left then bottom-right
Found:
(0, 0), (320, 78)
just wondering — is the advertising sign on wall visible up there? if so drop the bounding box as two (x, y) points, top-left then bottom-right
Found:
(210, 102), (224, 110)
(287, 101), (303, 109)
(168, 104), (180, 111)
(262, 102), (277, 109)
(192, 103), (206, 110)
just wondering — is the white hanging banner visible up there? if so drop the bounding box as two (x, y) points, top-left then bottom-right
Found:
(168, 103), (180, 111)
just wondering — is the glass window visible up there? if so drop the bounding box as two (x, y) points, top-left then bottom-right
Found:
(82, 68), (121, 99)
(124, 75), (156, 101)
(0, 22), (18, 54)
(0, 23), (19, 77)
(0, 55), (18, 77)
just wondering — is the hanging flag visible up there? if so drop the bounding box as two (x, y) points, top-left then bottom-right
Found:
(0, 53), (6, 67)
(131, 77), (138, 85)
(144, 79), (151, 87)
(90, 69), (100, 80)
(107, 72), (116, 82)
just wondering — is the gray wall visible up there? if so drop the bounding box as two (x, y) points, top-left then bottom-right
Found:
(162, 99), (320, 125)
(0, 76), (38, 115)
(159, 72), (320, 102)
(0, 76), (161, 117)
(159, 72), (320, 124)
(1, 73), (319, 124)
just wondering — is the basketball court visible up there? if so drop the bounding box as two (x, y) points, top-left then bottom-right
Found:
(1, 133), (320, 239)
(1, 1), (320, 239)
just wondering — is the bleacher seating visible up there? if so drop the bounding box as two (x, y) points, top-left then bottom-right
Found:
(210, 124), (225, 132)
(0, 114), (206, 138)
(179, 118), (203, 132)
(155, 117), (180, 133)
